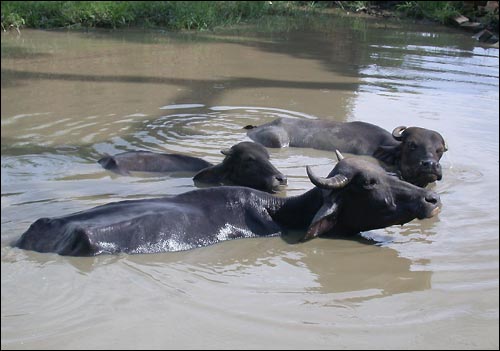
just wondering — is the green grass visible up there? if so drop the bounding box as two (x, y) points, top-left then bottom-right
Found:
(3, 1), (488, 33)
(395, 1), (462, 25)
(1, 1), (301, 31)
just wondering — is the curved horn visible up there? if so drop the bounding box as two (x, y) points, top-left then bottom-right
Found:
(306, 166), (349, 190)
(392, 126), (407, 141)
(335, 150), (344, 161)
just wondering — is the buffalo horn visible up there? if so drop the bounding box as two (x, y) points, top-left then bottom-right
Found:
(392, 126), (407, 140)
(335, 150), (344, 161)
(306, 166), (349, 190)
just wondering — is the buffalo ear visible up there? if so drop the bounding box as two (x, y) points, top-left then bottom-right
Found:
(192, 164), (225, 185)
(98, 155), (114, 169)
(220, 148), (232, 156)
(98, 155), (130, 176)
(373, 145), (400, 165)
(300, 195), (341, 242)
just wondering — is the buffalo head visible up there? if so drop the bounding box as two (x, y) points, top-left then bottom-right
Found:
(193, 142), (287, 193)
(375, 126), (447, 187)
(392, 126), (447, 187)
(302, 150), (441, 241)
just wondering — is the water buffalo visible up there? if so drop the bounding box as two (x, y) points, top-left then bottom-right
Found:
(14, 151), (441, 256)
(245, 118), (447, 187)
(98, 142), (287, 193)
(98, 151), (212, 175)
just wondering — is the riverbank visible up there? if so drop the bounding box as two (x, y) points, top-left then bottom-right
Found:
(333, 1), (499, 46)
(0, 1), (302, 32)
(1, 1), (499, 46)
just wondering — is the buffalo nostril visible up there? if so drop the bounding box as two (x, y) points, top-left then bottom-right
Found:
(275, 175), (287, 185)
(421, 160), (440, 169)
(425, 193), (439, 205)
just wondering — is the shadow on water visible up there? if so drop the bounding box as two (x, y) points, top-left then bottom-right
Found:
(61, 13), (480, 73)
(1, 13), (482, 127)
(1, 15), (369, 111)
(1, 68), (359, 94)
(281, 229), (379, 246)
(1, 42), (53, 60)
(9, 231), (432, 302)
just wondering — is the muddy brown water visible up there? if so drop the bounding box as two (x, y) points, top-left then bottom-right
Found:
(1, 15), (498, 349)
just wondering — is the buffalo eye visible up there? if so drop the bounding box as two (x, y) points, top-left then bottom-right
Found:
(242, 156), (256, 167)
(436, 147), (444, 154)
(363, 178), (378, 189)
(407, 142), (417, 151)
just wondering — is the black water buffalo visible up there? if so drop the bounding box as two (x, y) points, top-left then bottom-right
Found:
(98, 151), (212, 175)
(14, 151), (441, 256)
(246, 118), (447, 187)
(98, 142), (287, 193)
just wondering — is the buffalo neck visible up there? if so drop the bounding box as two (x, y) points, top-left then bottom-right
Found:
(268, 187), (324, 230)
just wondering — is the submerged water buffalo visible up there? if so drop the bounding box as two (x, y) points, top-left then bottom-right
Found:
(98, 151), (212, 175)
(15, 151), (441, 256)
(98, 142), (287, 193)
(246, 118), (447, 187)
